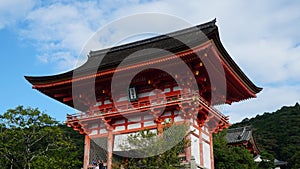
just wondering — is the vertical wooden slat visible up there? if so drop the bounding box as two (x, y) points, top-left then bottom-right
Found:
(83, 135), (90, 169)
(107, 130), (113, 169)
(209, 133), (214, 169)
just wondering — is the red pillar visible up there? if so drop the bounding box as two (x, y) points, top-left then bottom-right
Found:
(107, 129), (114, 169)
(83, 135), (90, 169)
(209, 133), (214, 169)
(157, 121), (163, 135)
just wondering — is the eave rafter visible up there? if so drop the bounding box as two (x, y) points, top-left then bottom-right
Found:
(66, 115), (87, 135)
(29, 39), (260, 111)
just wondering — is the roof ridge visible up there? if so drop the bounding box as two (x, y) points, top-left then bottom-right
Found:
(88, 19), (217, 57)
(228, 125), (252, 132)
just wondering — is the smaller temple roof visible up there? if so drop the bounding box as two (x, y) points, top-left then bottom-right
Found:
(254, 156), (288, 166)
(226, 126), (252, 144)
(274, 159), (288, 166)
(226, 126), (260, 156)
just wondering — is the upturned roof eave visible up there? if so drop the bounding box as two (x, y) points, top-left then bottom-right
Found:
(24, 19), (218, 85)
(25, 19), (262, 96)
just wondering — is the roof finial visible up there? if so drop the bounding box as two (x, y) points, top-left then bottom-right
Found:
(212, 18), (217, 24)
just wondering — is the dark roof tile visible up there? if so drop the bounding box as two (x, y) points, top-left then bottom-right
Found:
(226, 126), (252, 144)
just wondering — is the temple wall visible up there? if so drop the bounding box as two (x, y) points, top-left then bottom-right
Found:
(203, 141), (211, 169)
(191, 134), (200, 165)
(79, 85), (220, 169)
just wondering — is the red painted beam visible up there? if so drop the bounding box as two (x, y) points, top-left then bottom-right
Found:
(63, 97), (73, 102)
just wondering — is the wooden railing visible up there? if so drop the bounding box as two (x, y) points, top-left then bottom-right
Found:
(66, 91), (228, 123)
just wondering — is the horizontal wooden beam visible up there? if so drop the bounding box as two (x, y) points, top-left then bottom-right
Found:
(54, 93), (69, 98)
(63, 97), (73, 102)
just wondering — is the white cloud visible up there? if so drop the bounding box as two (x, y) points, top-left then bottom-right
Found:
(22, 2), (97, 51)
(0, 0), (35, 29)
(10, 0), (300, 122)
(20, 1), (102, 72)
(37, 51), (86, 72)
(228, 38), (300, 84)
(223, 85), (300, 123)
(19, 0), (157, 72)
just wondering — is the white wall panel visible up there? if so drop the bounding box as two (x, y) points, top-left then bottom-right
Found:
(128, 123), (141, 129)
(203, 141), (211, 169)
(191, 134), (200, 165)
(144, 121), (155, 127)
(115, 125), (125, 131)
(100, 128), (108, 134)
(202, 133), (210, 142)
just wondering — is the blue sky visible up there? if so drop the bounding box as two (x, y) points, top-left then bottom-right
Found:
(1, 0), (300, 123)
(0, 27), (74, 121)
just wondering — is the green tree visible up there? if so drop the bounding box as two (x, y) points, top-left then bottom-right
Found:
(0, 106), (81, 169)
(117, 123), (190, 169)
(290, 151), (300, 169)
(257, 151), (275, 169)
(213, 130), (258, 169)
(232, 103), (300, 168)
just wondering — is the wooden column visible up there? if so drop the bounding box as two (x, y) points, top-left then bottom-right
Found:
(209, 133), (214, 169)
(107, 129), (114, 169)
(156, 120), (163, 135)
(83, 135), (90, 169)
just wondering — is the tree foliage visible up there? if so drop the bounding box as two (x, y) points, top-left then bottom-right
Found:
(290, 151), (300, 169)
(116, 123), (190, 169)
(213, 129), (258, 169)
(233, 103), (300, 168)
(257, 151), (275, 169)
(0, 106), (81, 169)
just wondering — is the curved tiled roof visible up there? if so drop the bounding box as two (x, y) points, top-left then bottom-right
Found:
(25, 19), (262, 111)
(226, 126), (252, 144)
(25, 19), (217, 85)
(25, 19), (262, 94)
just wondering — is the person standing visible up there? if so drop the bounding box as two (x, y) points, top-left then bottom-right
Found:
(95, 160), (99, 169)
(98, 160), (103, 169)
(102, 160), (107, 169)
